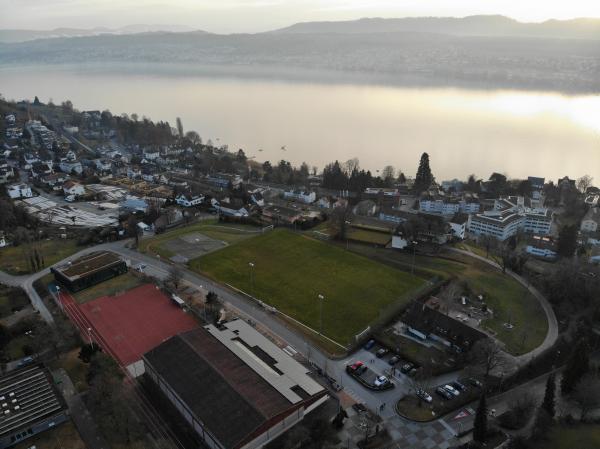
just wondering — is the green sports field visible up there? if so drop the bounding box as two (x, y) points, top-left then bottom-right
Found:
(190, 229), (427, 346)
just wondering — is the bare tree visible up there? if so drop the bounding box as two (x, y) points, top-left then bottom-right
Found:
(343, 158), (360, 175)
(167, 265), (184, 290)
(381, 165), (395, 186)
(571, 374), (600, 421)
(576, 175), (594, 193)
(472, 339), (505, 380)
(330, 203), (353, 241)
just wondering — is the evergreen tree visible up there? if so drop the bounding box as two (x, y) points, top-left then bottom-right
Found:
(557, 225), (578, 258)
(414, 152), (434, 193)
(541, 373), (556, 417)
(473, 394), (488, 443)
(561, 340), (590, 394)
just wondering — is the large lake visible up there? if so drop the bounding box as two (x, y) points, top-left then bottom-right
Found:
(1, 67), (599, 182)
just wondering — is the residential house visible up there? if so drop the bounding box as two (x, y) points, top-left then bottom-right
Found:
(63, 180), (85, 197)
(525, 235), (557, 259)
(59, 159), (83, 175)
(249, 191), (265, 207)
(30, 162), (53, 179)
(364, 187), (399, 197)
(120, 196), (149, 213)
(94, 159), (112, 172)
(213, 198), (249, 218)
(41, 173), (68, 189)
(283, 190), (316, 204)
(176, 193), (204, 208)
(353, 199), (377, 217)
(581, 208), (600, 233)
(6, 183), (32, 199)
(206, 173), (242, 189)
(262, 205), (303, 225)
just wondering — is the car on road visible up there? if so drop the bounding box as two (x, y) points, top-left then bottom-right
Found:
(374, 375), (390, 387)
(376, 348), (389, 358)
(400, 362), (415, 374)
(135, 263), (147, 272)
(364, 339), (376, 350)
(347, 361), (367, 375)
(17, 356), (34, 367)
(416, 389), (433, 403)
(443, 385), (460, 396)
(436, 386), (453, 400)
(388, 355), (399, 365)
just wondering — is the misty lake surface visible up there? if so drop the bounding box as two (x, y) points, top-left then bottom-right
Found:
(1, 67), (599, 181)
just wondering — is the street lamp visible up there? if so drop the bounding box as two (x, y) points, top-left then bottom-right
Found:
(345, 221), (351, 250)
(411, 241), (418, 275)
(317, 294), (325, 335)
(248, 262), (255, 293)
(87, 327), (94, 349)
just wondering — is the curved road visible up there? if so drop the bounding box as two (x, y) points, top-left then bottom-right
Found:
(447, 247), (558, 366)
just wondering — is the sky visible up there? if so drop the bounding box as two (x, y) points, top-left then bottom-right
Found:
(2, 0), (600, 33)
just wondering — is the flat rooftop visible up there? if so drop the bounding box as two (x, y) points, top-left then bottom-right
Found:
(80, 283), (198, 366)
(53, 251), (123, 280)
(144, 319), (325, 449)
(0, 365), (65, 439)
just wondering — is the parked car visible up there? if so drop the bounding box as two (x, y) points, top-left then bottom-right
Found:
(469, 378), (483, 388)
(388, 355), (400, 365)
(436, 386), (453, 400)
(17, 356), (34, 367)
(407, 368), (418, 377)
(416, 389), (433, 403)
(352, 403), (367, 413)
(400, 362), (415, 374)
(347, 361), (367, 375)
(452, 380), (467, 391)
(374, 375), (389, 387)
(364, 339), (376, 350)
(135, 263), (147, 272)
(376, 348), (389, 358)
(443, 385), (460, 396)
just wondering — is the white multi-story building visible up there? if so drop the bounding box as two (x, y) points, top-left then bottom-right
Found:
(525, 235), (557, 259)
(283, 190), (316, 204)
(419, 196), (480, 216)
(176, 193), (204, 207)
(469, 196), (553, 240)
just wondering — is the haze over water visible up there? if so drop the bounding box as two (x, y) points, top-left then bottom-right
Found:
(1, 67), (599, 182)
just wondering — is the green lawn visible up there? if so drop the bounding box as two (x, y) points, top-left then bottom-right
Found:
(535, 425), (600, 449)
(0, 239), (81, 275)
(73, 272), (144, 304)
(0, 285), (30, 319)
(350, 245), (547, 355)
(139, 220), (263, 258)
(191, 229), (427, 346)
(347, 228), (392, 246)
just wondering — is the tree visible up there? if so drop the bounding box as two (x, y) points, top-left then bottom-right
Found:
(472, 339), (505, 379)
(185, 130), (201, 144)
(33, 96), (41, 106)
(571, 373), (600, 421)
(381, 165), (395, 187)
(330, 204), (353, 241)
(126, 215), (140, 247)
(414, 152), (434, 193)
(167, 265), (183, 290)
(576, 175), (593, 193)
(176, 117), (184, 138)
(473, 394), (488, 443)
(557, 225), (578, 258)
(541, 373), (556, 418)
(205, 291), (222, 324)
(561, 340), (590, 394)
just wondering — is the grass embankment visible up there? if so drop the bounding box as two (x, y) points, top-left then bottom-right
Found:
(73, 272), (144, 304)
(139, 220), (262, 258)
(0, 239), (81, 275)
(192, 229), (426, 346)
(350, 245), (547, 355)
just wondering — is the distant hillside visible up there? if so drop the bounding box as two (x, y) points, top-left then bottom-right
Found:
(274, 15), (600, 40)
(1, 26), (599, 93)
(0, 24), (200, 43)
